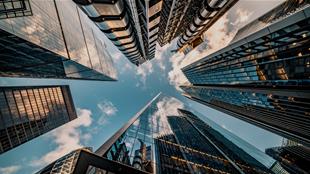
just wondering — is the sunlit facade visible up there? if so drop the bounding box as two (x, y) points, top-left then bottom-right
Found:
(88, 93), (291, 174)
(0, 0), (117, 81)
(181, 1), (310, 147)
(74, 0), (237, 65)
(35, 147), (93, 174)
(173, 0), (238, 54)
(0, 85), (77, 155)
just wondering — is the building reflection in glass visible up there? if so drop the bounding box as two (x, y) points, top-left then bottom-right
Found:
(0, 0), (117, 81)
(0, 85), (77, 155)
(96, 93), (291, 174)
(181, 0), (310, 148)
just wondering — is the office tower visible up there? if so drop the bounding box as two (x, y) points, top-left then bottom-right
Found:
(0, 85), (77, 155)
(181, 0), (310, 147)
(35, 147), (93, 174)
(73, 0), (159, 66)
(173, 0), (238, 55)
(266, 143), (310, 174)
(75, 93), (291, 174)
(74, 0), (237, 65)
(0, 0), (117, 81)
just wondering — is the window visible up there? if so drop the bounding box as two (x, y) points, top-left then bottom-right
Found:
(0, 0), (32, 19)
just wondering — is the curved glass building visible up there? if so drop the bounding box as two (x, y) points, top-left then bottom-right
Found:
(73, 0), (238, 65)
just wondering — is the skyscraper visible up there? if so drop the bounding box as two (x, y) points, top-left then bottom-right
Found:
(75, 93), (291, 174)
(35, 147), (93, 174)
(172, 0), (238, 55)
(0, 0), (117, 81)
(0, 85), (77, 155)
(181, 0), (310, 147)
(266, 143), (310, 174)
(74, 0), (237, 65)
(73, 0), (160, 66)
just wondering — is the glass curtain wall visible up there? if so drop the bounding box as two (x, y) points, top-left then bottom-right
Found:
(100, 93), (290, 174)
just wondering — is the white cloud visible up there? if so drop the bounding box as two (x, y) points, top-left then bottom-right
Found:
(0, 166), (21, 174)
(111, 52), (122, 62)
(87, 126), (100, 134)
(150, 96), (184, 136)
(167, 9), (253, 91)
(230, 8), (253, 26)
(29, 109), (92, 167)
(97, 101), (117, 125)
(154, 43), (172, 71)
(135, 83), (140, 87)
(120, 63), (133, 74)
(135, 60), (153, 89)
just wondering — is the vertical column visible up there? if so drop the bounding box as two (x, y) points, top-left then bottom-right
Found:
(43, 87), (59, 128)
(39, 88), (55, 131)
(13, 88), (33, 142)
(0, 88), (13, 152)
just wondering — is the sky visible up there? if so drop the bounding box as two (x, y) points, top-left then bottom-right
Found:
(0, 1), (286, 174)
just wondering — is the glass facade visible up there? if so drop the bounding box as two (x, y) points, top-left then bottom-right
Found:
(266, 145), (310, 174)
(74, 0), (152, 65)
(0, 0), (117, 81)
(35, 147), (93, 174)
(0, 0), (32, 19)
(0, 85), (77, 155)
(181, 2), (310, 148)
(95, 93), (290, 174)
(230, 0), (310, 44)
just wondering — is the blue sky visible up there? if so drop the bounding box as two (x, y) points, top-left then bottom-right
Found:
(0, 1), (285, 173)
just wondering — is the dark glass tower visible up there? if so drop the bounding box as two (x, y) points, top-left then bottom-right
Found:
(181, 0), (310, 147)
(266, 144), (310, 174)
(84, 93), (291, 174)
(0, 0), (117, 81)
(0, 85), (77, 155)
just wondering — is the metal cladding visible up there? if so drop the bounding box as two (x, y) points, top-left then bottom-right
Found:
(177, 0), (227, 49)
(73, 0), (145, 65)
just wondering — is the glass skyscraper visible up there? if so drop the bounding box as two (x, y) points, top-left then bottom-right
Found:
(0, 85), (77, 155)
(74, 0), (237, 65)
(181, 0), (310, 147)
(0, 0), (117, 81)
(35, 147), (93, 174)
(84, 93), (291, 174)
(73, 0), (161, 65)
(266, 144), (310, 174)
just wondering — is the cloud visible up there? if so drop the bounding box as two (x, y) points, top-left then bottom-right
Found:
(111, 52), (122, 62)
(135, 60), (153, 89)
(154, 43), (172, 71)
(150, 96), (184, 136)
(0, 166), (21, 174)
(120, 63), (133, 74)
(230, 8), (253, 26)
(29, 109), (92, 167)
(97, 101), (117, 125)
(135, 83), (140, 87)
(167, 8), (253, 91)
